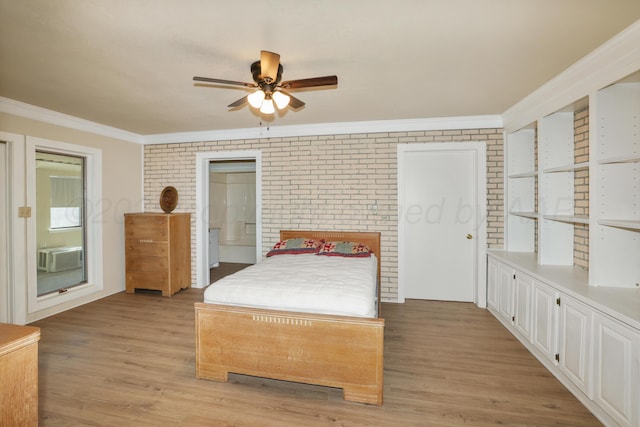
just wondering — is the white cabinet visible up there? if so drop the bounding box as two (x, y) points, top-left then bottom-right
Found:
(497, 263), (514, 325)
(531, 279), (559, 364)
(487, 258), (533, 341)
(513, 271), (532, 339)
(558, 295), (593, 398)
(487, 252), (640, 426)
(593, 314), (640, 427)
(487, 257), (499, 311)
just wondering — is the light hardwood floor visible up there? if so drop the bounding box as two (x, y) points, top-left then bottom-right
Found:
(32, 290), (601, 426)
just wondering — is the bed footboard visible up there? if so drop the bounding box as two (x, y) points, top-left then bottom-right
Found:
(195, 303), (385, 405)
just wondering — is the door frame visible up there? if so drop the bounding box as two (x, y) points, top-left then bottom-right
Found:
(26, 136), (104, 314)
(397, 142), (487, 307)
(1, 132), (26, 324)
(195, 150), (262, 289)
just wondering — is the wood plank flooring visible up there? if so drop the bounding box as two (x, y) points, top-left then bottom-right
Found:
(32, 290), (601, 426)
(209, 262), (251, 284)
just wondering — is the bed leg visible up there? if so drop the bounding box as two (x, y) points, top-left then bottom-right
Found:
(342, 385), (383, 406)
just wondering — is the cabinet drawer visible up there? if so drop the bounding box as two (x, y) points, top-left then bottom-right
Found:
(126, 270), (168, 291)
(126, 255), (168, 272)
(125, 215), (168, 241)
(125, 240), (168, 257)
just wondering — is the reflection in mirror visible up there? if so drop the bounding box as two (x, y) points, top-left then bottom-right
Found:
(36, 151), (86, 296)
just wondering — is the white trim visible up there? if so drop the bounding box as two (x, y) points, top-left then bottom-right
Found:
(397, 142), (487, 308)
(0, 140), (7, 323)
(0, 97), (143, 144)
(503, 20), (640, 132)
(25, 136), (104, 315)
(195, 150), (262, 289)
(1, 95), (502, 145)
(143, 115), (503, 144)
(0, 132), (26, 324)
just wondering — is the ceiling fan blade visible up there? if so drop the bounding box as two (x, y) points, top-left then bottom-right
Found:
(227, 96), (248, 108)
(260, 51), (281, 82)
(193, 76), (256, 88)
(280, 90), (305, 109)
(280, 75), (338, 90)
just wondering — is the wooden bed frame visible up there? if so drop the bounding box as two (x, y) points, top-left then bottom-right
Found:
(194, 230), (384, 405)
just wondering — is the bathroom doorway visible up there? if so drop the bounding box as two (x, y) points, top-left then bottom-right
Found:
(208, 159), (257, 277)
(194, 150), (262, 288)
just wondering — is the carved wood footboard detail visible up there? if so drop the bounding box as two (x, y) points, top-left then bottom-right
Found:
(195, 303), (385, 405)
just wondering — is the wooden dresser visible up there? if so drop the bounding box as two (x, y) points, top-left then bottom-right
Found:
(0, 323), (40, 426)
(124, 212), (191, 296)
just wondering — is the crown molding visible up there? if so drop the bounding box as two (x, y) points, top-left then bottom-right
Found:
(0, 97), (144, 144)
(1, 94), (502, 145)
(502, 20), (640, 132)
(141, 115), (503, 145)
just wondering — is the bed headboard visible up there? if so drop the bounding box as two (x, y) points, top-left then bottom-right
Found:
(280, 229), (381, 260)
(279, 230), (382, 316)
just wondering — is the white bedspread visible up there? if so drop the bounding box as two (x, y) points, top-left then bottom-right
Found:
(203, 253), (378, 318)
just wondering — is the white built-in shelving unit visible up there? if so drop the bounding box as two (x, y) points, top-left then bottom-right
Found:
(591, 77), (640, 289)
(505, 73), (640, 288)
(492, 35), (640, 425)
(506, 126), (537, 252)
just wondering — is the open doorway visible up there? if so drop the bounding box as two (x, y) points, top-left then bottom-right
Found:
(195, 150), (262, 289)
(208, 160), (256, 283)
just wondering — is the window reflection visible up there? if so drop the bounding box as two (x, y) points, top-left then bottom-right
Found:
(35, 151), (86, 296)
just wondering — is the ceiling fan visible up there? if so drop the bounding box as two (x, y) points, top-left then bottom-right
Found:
(193, 50), (338, 114)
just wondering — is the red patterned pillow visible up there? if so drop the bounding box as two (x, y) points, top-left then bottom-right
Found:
(266, 238), (323, 257)
(317, 241), (372, 257)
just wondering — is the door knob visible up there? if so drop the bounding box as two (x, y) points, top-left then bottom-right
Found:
(466, 234), (473, 240)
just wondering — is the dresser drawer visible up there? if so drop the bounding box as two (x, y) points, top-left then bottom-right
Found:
(125, 215), (168, 241)
(126, 255), (169, 272)
(125, 240), (168, 257)
(126, 270), (168, 291)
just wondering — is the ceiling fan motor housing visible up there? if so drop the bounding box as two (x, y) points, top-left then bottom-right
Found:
(251, 61), (283, 89)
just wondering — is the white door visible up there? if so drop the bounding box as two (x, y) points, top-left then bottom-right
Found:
(400, 145), (477, 302)
(0, 142), (8, 323)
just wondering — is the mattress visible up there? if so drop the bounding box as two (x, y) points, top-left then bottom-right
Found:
(203, 253), (378, 318)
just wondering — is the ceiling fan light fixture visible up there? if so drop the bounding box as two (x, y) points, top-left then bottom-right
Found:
(194, 50), (336, 114)
(247, 90), (265, 108)
(272, 91), (290, 109)
(260, 97), (275, 114)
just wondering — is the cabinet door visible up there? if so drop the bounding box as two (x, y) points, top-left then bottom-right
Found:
(531, 280), (559, 363)
(593, 314), (639, 427)
(558, 295), (592, 398)
(487, 257), (499, 311)
(497, 263), (514, 324)
(513, 272), (533, 339)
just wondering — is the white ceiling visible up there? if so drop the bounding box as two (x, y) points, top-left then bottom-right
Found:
(1, 1), (639, 136)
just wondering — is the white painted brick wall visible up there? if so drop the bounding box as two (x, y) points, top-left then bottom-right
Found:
(144, 128), (504, 301)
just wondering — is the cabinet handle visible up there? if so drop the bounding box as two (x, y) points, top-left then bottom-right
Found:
(466, 234), (473, 240)
(139, 239), (154, 244)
